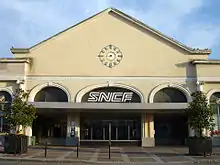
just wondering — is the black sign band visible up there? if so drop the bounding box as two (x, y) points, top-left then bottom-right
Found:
(81, 87), (141, 103)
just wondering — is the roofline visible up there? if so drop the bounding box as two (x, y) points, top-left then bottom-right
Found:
(191, 59), (220, 64)
(0, 58), (32, 63)
(110, 8), (211, 55)
(10, 7), (211, 55)
(20, 8), (109, 52)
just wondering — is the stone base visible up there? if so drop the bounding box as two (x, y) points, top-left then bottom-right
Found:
(141, 137), (155, 147)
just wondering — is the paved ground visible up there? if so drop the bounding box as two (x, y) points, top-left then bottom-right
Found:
(0, 161), (87, 165)
(0, 161), (218, 165)
(0, 146), (220, 164)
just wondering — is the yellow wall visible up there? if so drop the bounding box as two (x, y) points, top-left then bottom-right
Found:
(0, 63), (25, 75)
(142, 113), (154, 138)
(196, 64), (220, 77)
(204, 83), (220, 93)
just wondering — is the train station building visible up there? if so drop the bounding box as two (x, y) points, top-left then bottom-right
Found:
(0, 8), (220, 147)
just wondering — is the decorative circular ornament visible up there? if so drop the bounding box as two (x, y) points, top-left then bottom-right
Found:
(98, 45), (123, 68)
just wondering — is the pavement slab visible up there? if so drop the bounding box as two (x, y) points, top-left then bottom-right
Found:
(160, 156), (190, 162)
(0, 146), (220, 164)
(129, 157), (156, 163)
(97, 157), (123, 162)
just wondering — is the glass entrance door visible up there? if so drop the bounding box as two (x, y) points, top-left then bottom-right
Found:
(118, 120), (128, 140)
(80, 112), (142, 144)
(102, 120), (117, 140)
(92, 121), (103, 140)
(84, 120), (140, 141)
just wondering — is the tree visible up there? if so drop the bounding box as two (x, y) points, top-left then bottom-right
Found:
(185, 91), (215, 137)
(3, 88), (37, 134)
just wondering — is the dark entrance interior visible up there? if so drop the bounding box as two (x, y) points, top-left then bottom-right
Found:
(80, 112), (141, 146)
(154, 113), (188, 146)
(32, 114), (67, 145)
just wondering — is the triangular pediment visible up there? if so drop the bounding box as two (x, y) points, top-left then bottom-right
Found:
(11, 7), (210, 55)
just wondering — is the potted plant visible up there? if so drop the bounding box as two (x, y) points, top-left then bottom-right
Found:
(2, 89), (37, 154)
(185, 91), (215, 156)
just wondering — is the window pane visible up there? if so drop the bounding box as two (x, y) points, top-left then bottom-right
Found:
(211, 104), (220, 130)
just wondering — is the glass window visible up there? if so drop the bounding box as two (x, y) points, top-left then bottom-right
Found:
(211, 104), (220, 131)
(153, 88), (187, 103)
(34, 87), (68, 102)
(0, 103), (11, 133)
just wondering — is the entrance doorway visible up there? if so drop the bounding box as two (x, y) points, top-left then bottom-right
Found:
(80, 113), (141, 146)
(32, 114), (67, 145)
(154, 113), (188, 146)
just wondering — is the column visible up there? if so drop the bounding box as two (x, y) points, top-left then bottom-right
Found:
(141, 113), (146, 138)
(66, 113), (80, 146)
(141, 113), (155, 147)
(149, 115), (155, 138)
(25, 126), (32, 137)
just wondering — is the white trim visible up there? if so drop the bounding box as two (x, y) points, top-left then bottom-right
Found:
(25, 76), (196, 81)
(197, 77), (220, 82)
(206, 89), (220, 103)
(0, 74), (24, 81)
(3, 75), (220, 82)
(148, 83), (192, 103)
(0, 87), (13, 99)
(75, 83), (145, 103)
(31, 102), (188, 110)
(28, 82), (71, 102)
(192, 60), (220, 64)
(25, 75), (220, 82)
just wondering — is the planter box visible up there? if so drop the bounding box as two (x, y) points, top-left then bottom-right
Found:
(0, 135), (5, 152)
(188, 137), (212, 156)
(4, 134), (28, 154)
(212, 136), (220, 146)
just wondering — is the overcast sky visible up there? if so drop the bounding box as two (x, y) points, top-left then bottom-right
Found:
(1, 0), (220, 59)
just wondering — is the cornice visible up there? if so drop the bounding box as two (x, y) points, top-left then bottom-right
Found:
(0, 58), (32, 63)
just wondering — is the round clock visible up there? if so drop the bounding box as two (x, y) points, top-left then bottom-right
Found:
(98, 45), (123, 68)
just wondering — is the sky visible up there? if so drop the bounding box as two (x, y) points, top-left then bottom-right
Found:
(0, 0), (220, 59)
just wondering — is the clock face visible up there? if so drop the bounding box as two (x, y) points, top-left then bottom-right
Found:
(98, 45), (123, 68)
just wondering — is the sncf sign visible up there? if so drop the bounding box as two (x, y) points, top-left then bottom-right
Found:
(88, 92), (133, 103)
(81, 87), (141, 103)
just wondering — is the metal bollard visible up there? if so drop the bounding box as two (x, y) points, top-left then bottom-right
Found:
(75, 137), (80, 158)
(76, 139), (79, 158)
(14, 136), (17, 155)
(108, 143), (111, 159)
(44, 141), (47, 158)
(108, 122), (111, 159)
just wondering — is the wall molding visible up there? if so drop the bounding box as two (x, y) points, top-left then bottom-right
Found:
(1, 74), (220, 82)
(197, 77), (220, 82)
(24, 75), (198, 82)
(0, 74), (24, 81)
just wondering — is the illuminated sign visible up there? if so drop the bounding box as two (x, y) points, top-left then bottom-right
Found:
(81, 87), (141, 103)
(88, 92), (133, 102)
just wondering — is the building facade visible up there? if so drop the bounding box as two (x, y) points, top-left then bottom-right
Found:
(1, 8), (220, 147)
